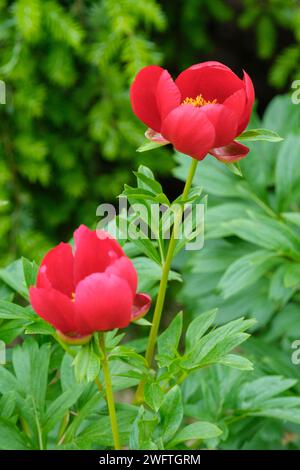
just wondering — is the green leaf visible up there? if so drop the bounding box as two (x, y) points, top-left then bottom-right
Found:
(110, 346), (148, 374)
(225, 162), (243, 177)
(157, 312), (183, 367)
(159, 386), (183, 443)
(129, 406), (158, 450)
(265, 304), (300, 341)
(0, 319), (25, 343)
(104, 330), (126, 351)
(0, 259), (29, 299)
(73, 345), (100, 383)
(144, 382), (164, 412)
(251, 408), (300, 425)
(22, 257), (39, 289)
(185, 309), (217, 352)
(60, 354), (77, 392)
(0, 300), (35, 320)
(43, 386), (84, 434)
(268, 264), (296, 305)
(86, 351), (101, 382)
(137, 139), (168, 152)
(0, 367), (18, 394)
(218, 354), (253, 370)
(237, 128), (283, 142)
(25, 320), (55, 335)
(275, 135), (300, 211)
(133, 171), (163, 195)
(182, 317), (255, 370)
(0, 391), (16, 419)
(131, 239), (161, 265)
(133, 317), (152, 326)
(137, 165), (155, 180)
(133, 257), (181, 292)
(0, 417), (30, 450)
(63, 393), (103, 443)
(282, 212), (300, 228)
(283, 263), (300, 288)
(173, 152), (240, 198)
(71, 406), (138, 450)
(168, 421), (222, 447)
(262, 95), (300, 137)
(238, 376), (297, 409)
(226, 213), (300, 257)
(218, 250), (279, 299)
(12, 338), (51, 411)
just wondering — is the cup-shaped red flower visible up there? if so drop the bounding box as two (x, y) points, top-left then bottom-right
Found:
(29, 225), (151, 342)
(130, 61), (255, 162)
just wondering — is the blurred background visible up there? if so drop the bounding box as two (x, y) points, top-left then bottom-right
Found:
(0, 0), (299, 264)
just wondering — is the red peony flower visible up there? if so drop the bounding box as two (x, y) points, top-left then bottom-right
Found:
(29, 225), (151, 341)
(130, 61), (255, 162)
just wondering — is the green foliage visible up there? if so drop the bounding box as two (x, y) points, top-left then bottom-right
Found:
(0, 0), (169, 265)
(174, 94), (300, 448)
(239, 0), (300, 87)
(0, 204), (256, 450)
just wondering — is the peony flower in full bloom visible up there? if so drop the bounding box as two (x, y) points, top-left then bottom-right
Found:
(29, 225), (151, 342)
(130, 61), (255, 162)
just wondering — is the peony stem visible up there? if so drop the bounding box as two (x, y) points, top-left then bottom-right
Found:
(99, 332), (121, 450)
(135, 158), (199, 403)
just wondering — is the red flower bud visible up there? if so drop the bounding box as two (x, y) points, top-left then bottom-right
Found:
(29, 225), (151, 340)
(130, 61), (255, 162)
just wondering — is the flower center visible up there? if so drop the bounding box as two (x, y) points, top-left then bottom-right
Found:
(181, 94), (217, 107)
(71, 292), (75, 302)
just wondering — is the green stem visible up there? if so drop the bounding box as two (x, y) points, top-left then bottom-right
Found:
(32, 399), (44, 450)
(99, 332), (121, 450)
(135, 158), (199, 403)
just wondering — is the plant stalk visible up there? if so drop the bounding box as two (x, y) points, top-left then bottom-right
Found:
(99, 332), (121, 450)
(135, 158), (199, 403)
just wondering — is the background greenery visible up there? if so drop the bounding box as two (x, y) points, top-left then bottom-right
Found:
(1, 0), (300, 451)
(0, 0), (299, 264)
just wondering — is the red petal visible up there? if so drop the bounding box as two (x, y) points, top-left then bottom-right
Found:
(202, 103), (238, 148)
(156, 70), (181, 121)
(106, 256), (138, 296)
(29, 286), (76, 334)
(74, 273), (133, 334)
(145, 128), (169, 143)
(130, 65), (164, 132)
(223, 88), (247, 128)
(131, 293), (152, 321)
(36, 243), (74, 297)
(175, 62), (243, 103)
(73, 225), (123, 285)
(161, 105), (215, 160)
(237, 70), (255, 133)
(210, 141), (249, 162)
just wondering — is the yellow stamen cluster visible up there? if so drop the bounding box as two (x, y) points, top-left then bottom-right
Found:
(181, 94), (217, 107)
(71, 292), (75, 302)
